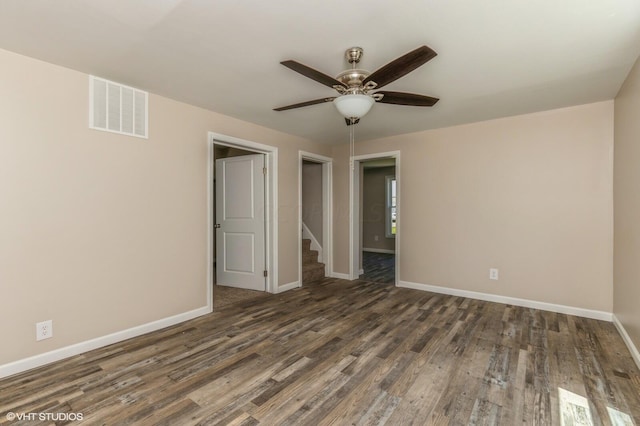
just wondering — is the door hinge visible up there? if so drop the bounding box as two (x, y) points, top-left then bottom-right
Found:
(263, 167), (267, 175)
(263, 270), (268, 277)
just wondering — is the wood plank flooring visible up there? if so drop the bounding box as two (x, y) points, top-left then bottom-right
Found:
(360, 252), (395, 284)
(1, 278), (639, 425)
(213, 285), (269, 310)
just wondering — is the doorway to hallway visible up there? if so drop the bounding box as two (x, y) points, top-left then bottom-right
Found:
(358, 158), (396, 284)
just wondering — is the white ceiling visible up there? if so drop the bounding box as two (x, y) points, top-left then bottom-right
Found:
(1, 1), (639, 144)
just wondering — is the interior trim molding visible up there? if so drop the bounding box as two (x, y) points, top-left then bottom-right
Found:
(209, 132), (279, 294)
(0, 306), (210, 380)
(275, 281), (300, 294)
(398, 280), (613, 322)
(613, 315), (640, 370)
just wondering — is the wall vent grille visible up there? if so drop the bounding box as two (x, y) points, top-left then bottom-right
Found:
(89, 76), (148, 139)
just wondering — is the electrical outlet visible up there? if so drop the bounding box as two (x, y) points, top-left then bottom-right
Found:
(489, 268), (499, 280)
(374, 235), (379, 241)
(36, 320), (53, 341)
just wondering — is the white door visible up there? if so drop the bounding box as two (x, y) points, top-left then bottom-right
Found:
(215, 154), (266, 291)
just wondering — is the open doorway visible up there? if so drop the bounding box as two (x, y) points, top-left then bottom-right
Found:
(349, 151), (400, 285)
(213, 145), (265, 290)
(359, 159), (396, 284)
(208, 132), (278, 310)
(212, 145), (268, 308)
(298, 151), (333, 286)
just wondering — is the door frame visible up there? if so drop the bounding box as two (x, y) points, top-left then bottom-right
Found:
(349, 151), (400, 285)
(215, 153), (266, 291)
(298, 151), (333, 285)
(208, 132), (278, 298)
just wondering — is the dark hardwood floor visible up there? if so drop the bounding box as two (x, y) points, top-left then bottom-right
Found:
(1, 278), (639, 425)
(360, 251), (395, 284)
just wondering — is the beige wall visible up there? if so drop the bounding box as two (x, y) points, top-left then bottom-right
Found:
(331, 144), (351, 271)
(302, 161), (323, 245)
(333, 101), (614, 312)
(362, 166), (396, 251)
(0, 48), (329, 366)
(614, 56), (640, 352)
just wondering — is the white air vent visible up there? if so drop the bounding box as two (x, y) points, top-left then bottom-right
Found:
(89, 76), (148, 139)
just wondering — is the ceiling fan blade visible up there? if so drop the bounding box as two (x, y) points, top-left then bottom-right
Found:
(375, 91), (439, 107)
(281, 60), (347, 89)
(273, 97), (335, 111)
(345, 118), (360, 126)
(363, 45), (437, 89)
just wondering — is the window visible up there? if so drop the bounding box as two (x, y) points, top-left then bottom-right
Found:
(385, 175), (396, 238)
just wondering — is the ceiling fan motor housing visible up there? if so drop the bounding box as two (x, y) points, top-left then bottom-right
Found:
(334, 48), (370, 94)
(336, 69), (370, 92)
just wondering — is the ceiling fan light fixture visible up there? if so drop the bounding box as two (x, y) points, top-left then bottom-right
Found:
(333, 94), (375, 119)
(275, 45), (439, 125)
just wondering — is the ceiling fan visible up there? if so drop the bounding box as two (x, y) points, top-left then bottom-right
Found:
(274, 45), (439, 125)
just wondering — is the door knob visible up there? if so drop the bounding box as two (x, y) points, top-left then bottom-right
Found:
(214, 224), (221, 228)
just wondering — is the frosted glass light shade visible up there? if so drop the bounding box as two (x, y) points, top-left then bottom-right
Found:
(333, 94), (375, 119)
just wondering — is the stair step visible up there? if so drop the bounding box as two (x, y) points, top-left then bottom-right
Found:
(301, 238), (324, 284)
(302, 262), (325, 284)
(302, 249), (319, 264)
(302, 262), (324, 273)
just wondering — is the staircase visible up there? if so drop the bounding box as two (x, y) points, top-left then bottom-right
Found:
(302, 238), (325, 284)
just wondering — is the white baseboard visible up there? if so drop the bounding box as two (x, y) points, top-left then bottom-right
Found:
(275, 281), (300, 294)
(398, 280), (613, 322)
(330, 272), (350, 280)
(0, 306), (211, 380)
(613, 315), (640, 370)
(362, 248), (396, 254)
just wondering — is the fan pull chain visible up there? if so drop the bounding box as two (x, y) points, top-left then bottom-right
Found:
(349, 120), (355, 170)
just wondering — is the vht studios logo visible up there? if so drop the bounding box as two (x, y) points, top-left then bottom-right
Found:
(6, 411), (84, 422)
